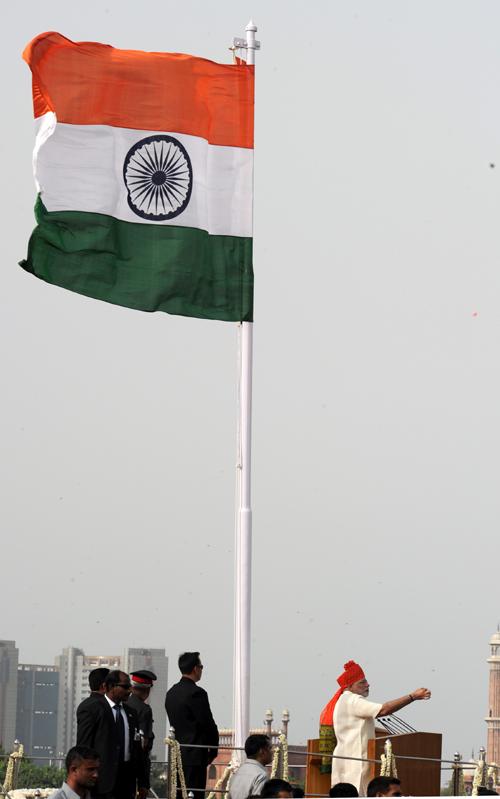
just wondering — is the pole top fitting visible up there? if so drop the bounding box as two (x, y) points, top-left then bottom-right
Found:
(246, 20), (257, 32)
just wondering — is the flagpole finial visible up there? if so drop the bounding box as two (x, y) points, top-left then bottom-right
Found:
(232, 21), (260, 60)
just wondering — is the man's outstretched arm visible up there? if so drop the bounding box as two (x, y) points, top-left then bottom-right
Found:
(377, 687), (431, 717)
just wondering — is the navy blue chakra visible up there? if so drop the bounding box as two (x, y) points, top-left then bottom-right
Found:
(123, 135), (193, 221)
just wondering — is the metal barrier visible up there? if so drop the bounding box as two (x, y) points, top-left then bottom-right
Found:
(1, 735), (495, 798)
(162, 731), (496, 798)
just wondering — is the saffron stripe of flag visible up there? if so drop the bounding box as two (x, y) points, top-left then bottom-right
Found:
(21, 32), (255, 322)
(24, 32), (254, 147)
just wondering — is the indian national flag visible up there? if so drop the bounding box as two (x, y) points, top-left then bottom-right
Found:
(21, 32), (254, 322)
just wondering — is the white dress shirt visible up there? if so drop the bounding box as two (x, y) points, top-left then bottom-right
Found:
(105, 693), (131, 761)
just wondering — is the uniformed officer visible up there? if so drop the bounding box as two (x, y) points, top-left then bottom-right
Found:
(125, 669), (157, 799)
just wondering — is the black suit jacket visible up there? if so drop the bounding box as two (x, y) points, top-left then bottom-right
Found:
(165, 677), (219, 766)
(76, 693), (146, 793)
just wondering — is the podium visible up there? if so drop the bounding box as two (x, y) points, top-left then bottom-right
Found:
(368, 732), (442, 797)
(305, 738), (333, 797)
(306, 732), (442, 797)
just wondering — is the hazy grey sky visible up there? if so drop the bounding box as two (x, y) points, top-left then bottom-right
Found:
(2, 0), (500, 767)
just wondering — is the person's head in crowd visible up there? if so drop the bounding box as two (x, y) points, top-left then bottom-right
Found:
(329, 783), (359, 797)
(367, 776), (402, 797)
(88, 668), (109, 694)
(477, 790), (498, 796)
(178, 651), (204, 682)
(291, 787), (305, 798)
(260, 778), (294, 798)
(64, 746), (100, 793)
(244, 734), (272, 765)
(130, 669), (157, 700)
(105, 670), (132, 702)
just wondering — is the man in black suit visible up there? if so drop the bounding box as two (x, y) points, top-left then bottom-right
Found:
(75, 668), (110, 724)
(77, 669), (146, 799)
(165, 652), (219, 799)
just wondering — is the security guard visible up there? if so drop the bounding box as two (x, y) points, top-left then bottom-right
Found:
(126, 669), (157, 798)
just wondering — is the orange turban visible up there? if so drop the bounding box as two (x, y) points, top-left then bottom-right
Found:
(320, 660), (365, 726)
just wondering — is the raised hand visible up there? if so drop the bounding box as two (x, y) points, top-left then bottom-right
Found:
(411, 687), (431, 700)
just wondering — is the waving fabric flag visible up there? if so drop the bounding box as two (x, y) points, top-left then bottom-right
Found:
(20, 32), (254, 321)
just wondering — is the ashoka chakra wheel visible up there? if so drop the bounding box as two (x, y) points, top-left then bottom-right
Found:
(123, 135), (193, 221)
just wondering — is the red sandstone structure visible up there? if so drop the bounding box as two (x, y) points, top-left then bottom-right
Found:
(486, 629), (500, 765)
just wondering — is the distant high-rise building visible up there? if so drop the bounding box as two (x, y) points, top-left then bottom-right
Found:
(123, 647), (168, 761)
(0, 640), (19, 751)
(55, 646), (168, 761)
(486, 630), (500, 765)
(16, 664), (59, 757)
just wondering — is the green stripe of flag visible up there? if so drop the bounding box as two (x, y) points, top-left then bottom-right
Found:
(20, 197), (253, 322)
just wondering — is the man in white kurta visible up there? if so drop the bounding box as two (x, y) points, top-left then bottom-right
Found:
(331, 690), (382, 796)
(322, 660), (431, 797)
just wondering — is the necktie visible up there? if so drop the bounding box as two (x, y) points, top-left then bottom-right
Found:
(114, 704), (125, 761)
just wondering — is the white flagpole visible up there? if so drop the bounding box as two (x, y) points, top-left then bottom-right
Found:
(232, 19), (259, 760)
